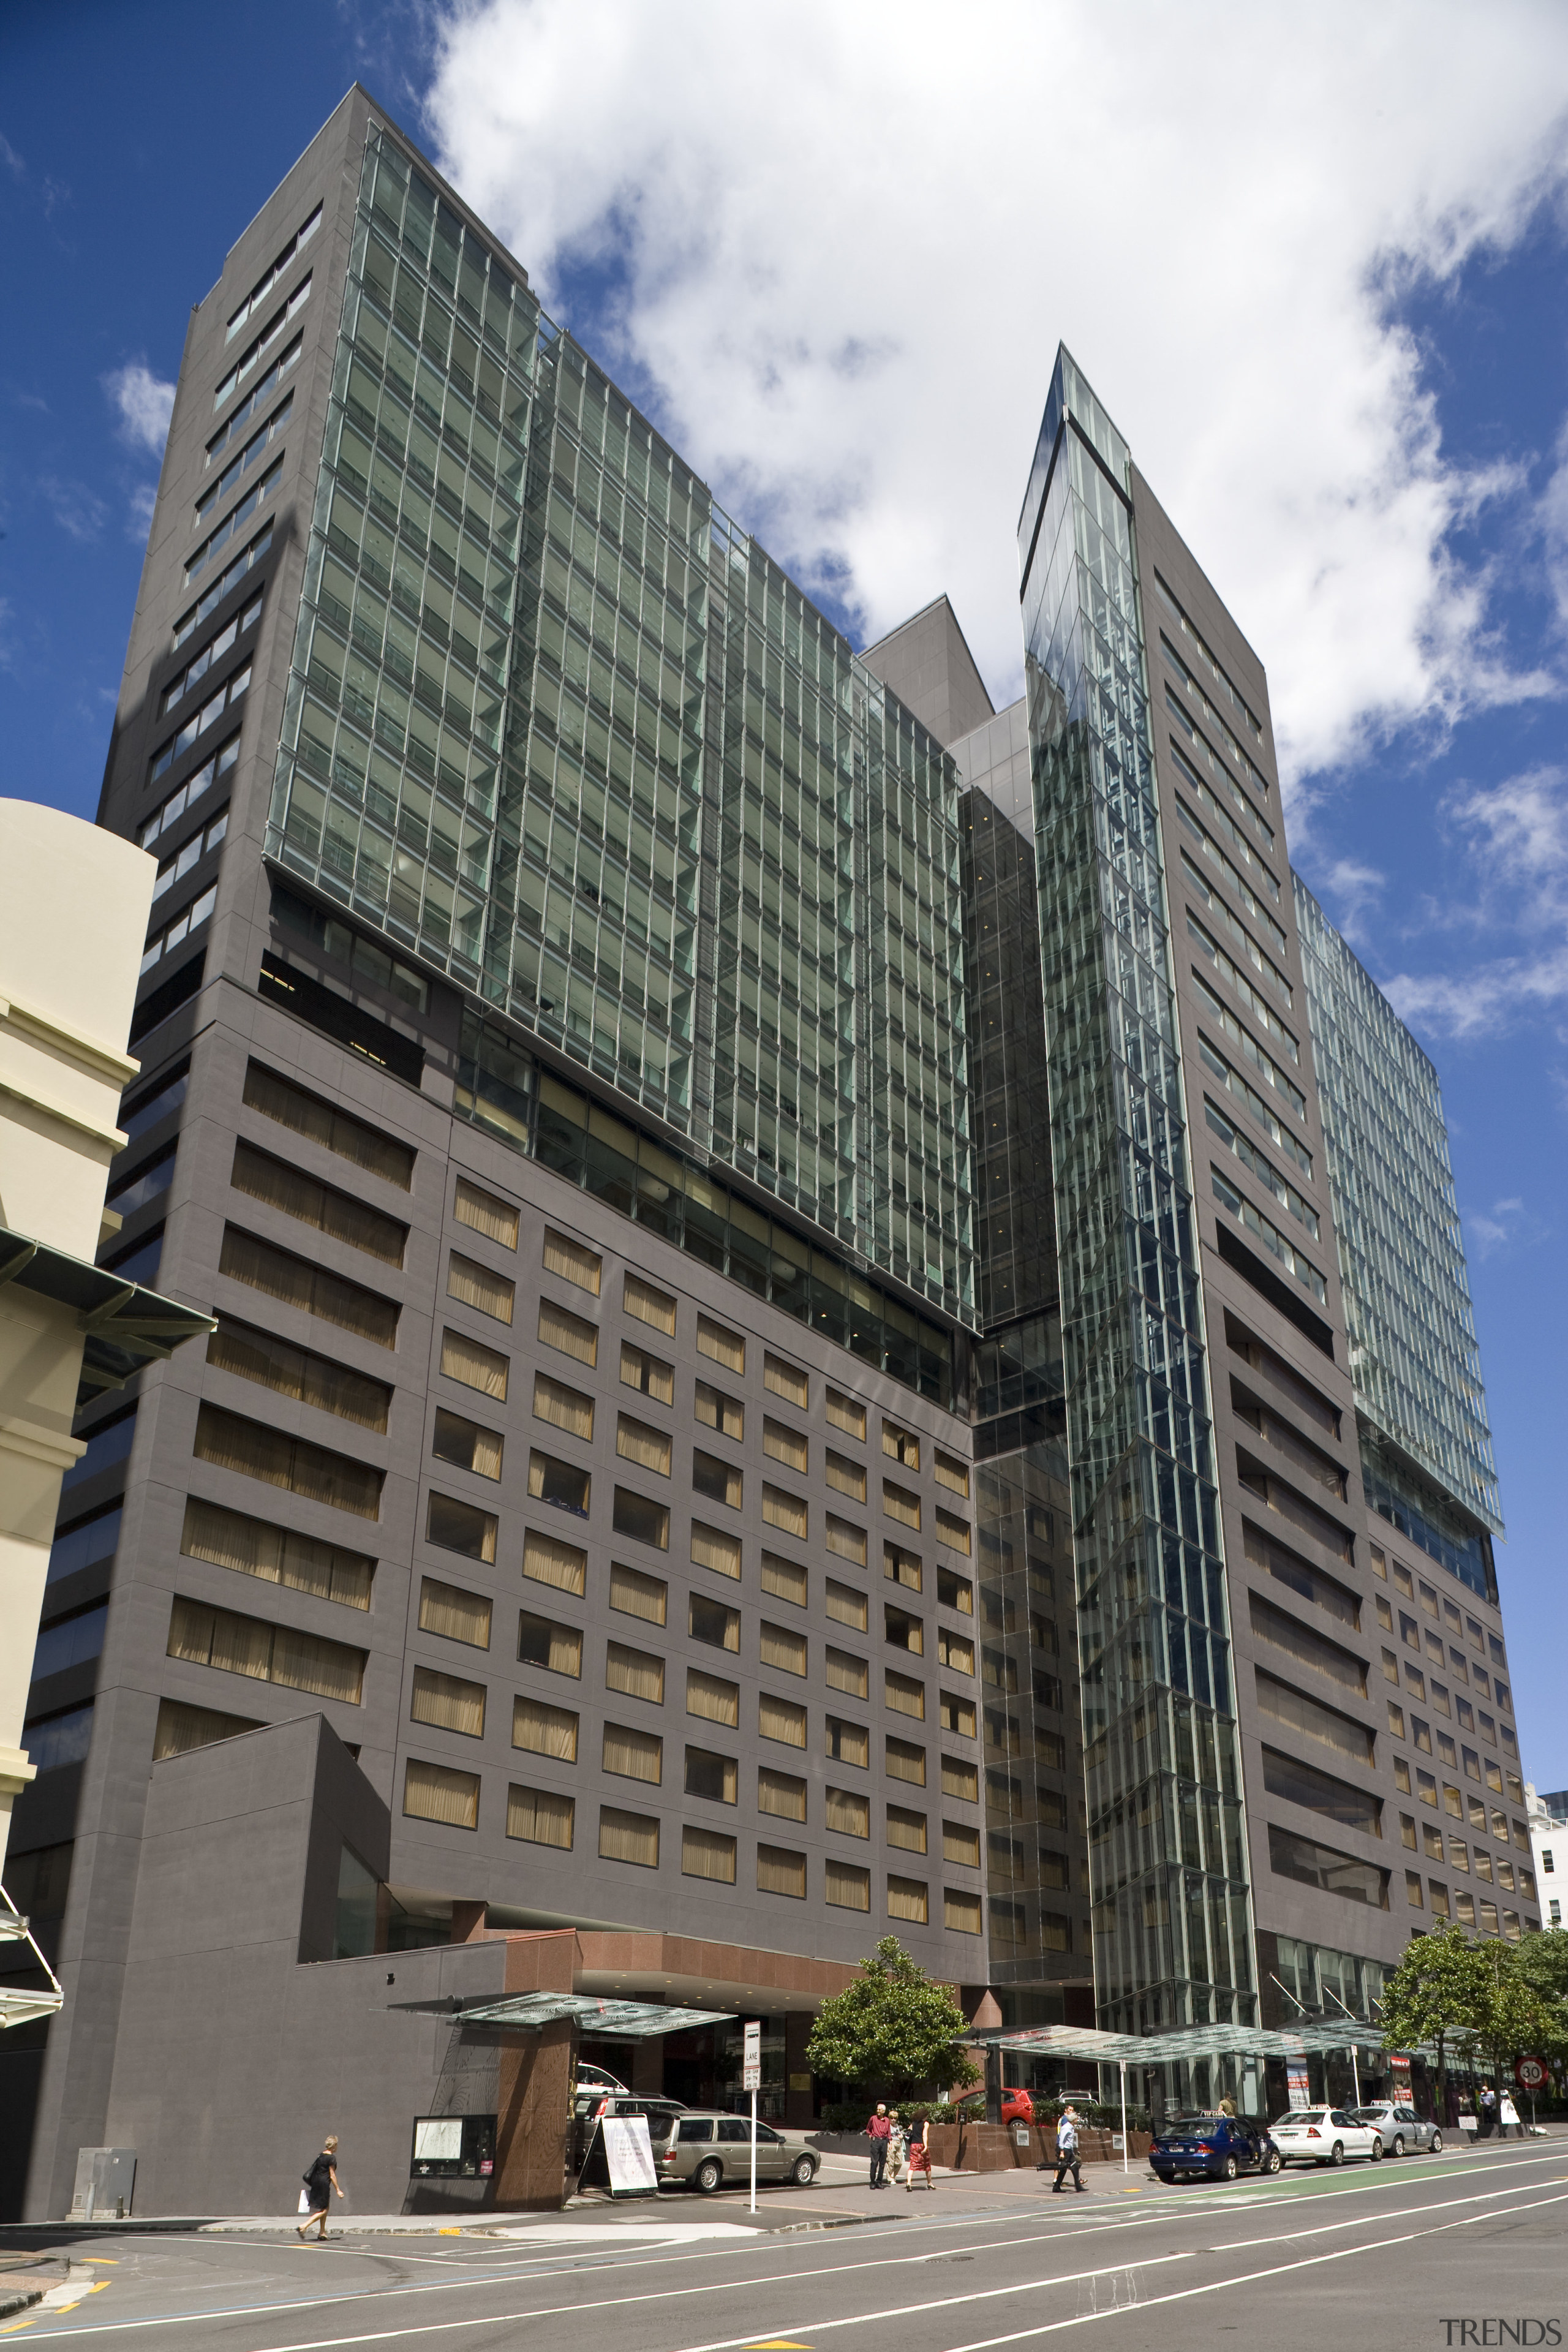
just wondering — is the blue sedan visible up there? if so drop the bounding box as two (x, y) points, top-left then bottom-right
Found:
(1150, 2113), (1281, 2182)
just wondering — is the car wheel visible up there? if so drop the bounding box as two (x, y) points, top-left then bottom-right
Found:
(1430, 2133), (1444, 2154)
(1222, 2155), (1238, 2181)
(1329, 2141), (1344, 2166)
(790, 2155), (816, 2187)
(1264, 2150), (1282, 2174)
(1370, 2138), (1384, 2163)
(694, 2158), (723, 2195)
(1392, 2136), (1406, 2159)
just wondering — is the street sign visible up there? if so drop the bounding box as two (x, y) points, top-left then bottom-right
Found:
(743, 2019), (761, 2092)
(1515, 2056), (1549, 2092)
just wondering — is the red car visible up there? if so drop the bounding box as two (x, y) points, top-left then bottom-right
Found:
(1001, 2088), (1035, 2125)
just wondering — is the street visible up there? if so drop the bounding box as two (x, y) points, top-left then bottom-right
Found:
(1, 2135), (1564, 2352)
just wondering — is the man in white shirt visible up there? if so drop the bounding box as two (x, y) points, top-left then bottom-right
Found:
(1051, 2105), (1086, 2193)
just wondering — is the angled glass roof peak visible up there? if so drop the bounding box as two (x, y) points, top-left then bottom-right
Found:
(390, 1991), (736, 2038)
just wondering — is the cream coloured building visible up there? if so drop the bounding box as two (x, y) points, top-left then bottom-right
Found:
(1, 799), (210, 1960)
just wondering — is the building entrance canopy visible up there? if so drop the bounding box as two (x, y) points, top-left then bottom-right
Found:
(967, 2019), (1396, 2065)
(436, 1992), (736, 2038)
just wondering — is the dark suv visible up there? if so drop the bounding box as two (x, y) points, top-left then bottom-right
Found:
(1150, 2112), (1281, 2183)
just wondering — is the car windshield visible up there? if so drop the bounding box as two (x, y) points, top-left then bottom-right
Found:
(1284, 2111), (1328, 2125)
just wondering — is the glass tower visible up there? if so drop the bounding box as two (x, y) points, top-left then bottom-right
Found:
(266, 125), (974, 1350)
(1294, 878), (1502, 1590)
(1017, 350), (1253, 2037)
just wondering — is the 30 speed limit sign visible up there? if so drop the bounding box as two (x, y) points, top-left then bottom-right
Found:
(1515, 2056), (1549, 2092)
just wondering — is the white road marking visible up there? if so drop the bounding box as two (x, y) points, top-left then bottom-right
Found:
(939, 2190), (1568, 2351)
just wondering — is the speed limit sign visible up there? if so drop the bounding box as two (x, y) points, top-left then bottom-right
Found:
(1515, 2056), (1549, 2092)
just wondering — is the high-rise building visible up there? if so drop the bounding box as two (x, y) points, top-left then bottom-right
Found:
(1, 89), (995, 2223)
(0, 96), (1533, 2220)
(1016, 351), (1532, 2108)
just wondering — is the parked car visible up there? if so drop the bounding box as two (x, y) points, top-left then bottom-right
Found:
(1270, 2107), (1382, 2166)
(657, 2111), (820, 2194)
(1001, 2088), (1035, 2125)
(1149, 2113), (1281, 2183)
(1351, 2102), (1443, 2156)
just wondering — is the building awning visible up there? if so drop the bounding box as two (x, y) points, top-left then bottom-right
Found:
(0, 1226), (215, 1408)
(968, 2019), (1400, 2066)
(0, 1892), (62, 2033)
(394, 1991), (736, 2037)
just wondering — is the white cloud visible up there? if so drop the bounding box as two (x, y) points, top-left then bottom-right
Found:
(1382, 765), (1568, 1035)
(421, 0), (1568, 794)
(127, 481), (159, 541)
(106, 361), (175, 458)
(39, 477), (106, 543)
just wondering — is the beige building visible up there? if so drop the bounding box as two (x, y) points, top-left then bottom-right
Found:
(1, 798), (209, 1997)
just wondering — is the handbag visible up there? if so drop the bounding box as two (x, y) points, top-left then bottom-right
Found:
(298, 2190), (311, 2213)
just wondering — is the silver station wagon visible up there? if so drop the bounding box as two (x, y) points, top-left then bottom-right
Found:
(656, 2111), (820, 2194)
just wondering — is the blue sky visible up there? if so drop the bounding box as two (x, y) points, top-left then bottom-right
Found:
(3, 1), (1566, 1793)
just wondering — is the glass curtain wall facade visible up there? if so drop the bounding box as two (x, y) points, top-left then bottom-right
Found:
(1293, 881), (1501, 1589)
(1018, 350), (1253, 2038)
(956, 709), (1088, 2015)
(266, 126), (973, 1333)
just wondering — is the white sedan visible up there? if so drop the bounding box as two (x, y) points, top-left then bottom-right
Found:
(1270, 2106), (1383, 2167)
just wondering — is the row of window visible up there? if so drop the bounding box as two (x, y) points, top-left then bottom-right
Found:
(187, 458), (282, 586)
(1182, 848), (1292, 1005)
(1198, 1035), (1313, 1180)
(1188, 915), (1297, 1059)
(1381, 1616), (1513, 1719)
(1177, 809), (1289, 956)
(1205, 1099), (1318, 1239)
(1212, 1167), (1327, 1303)
(140, 736), (240, 852)
(140, 884), (216, 978)
(420, 1513), (981, 1738)
(1398, 1813), (1536, 1898)
(1196, 978), (1305, 1123)
(403, 1760), (983, 1926)
(1371, 1543), (1507, 1669)
(1391, 1746), (1526, 1815)
(225, 201), (322, 343)
(1403, 1872), (1528, 1938)
(1153, 572), (1267, 747)
(207, 335), (304, 468)
(214, 271), (312, 412)
(160, 597), (263, 717)
(1173, 761), (1279, 902)
(151, 809), (228, 907)
(173, 521), (274, 652)
(1164, 678), (1274, 850)
(150, 661), (251, 785)
(195, 396), (291, 527)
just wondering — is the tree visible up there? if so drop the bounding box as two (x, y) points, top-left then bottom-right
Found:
(1380, 1925), (1491, 2114)
(1381, 1928), (1554, 2114)
(806, 1936), (982, 2101)
(1513, 1928), (1568, 2100)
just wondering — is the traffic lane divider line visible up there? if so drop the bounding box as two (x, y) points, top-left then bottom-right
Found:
(937, 2190), (1568, 2352)
(6, 2253), (1200, 2352)
(1207, 2167), (1568, 2251)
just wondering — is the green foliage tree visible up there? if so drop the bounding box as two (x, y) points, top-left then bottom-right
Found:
(1381, 1927), (1555, 2113)
(805, 1936), (983, 2103)
(1379, 1925), (1490, 2114)
(1513, 1927), (1568, 2099)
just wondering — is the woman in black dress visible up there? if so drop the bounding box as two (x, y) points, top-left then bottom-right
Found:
(297, 2136), (342, 2240)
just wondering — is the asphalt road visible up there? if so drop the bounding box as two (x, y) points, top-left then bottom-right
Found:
(4, 2136), (1565, 2352)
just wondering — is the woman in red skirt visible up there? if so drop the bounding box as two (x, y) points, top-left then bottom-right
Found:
(907, 2116), (934, 2190)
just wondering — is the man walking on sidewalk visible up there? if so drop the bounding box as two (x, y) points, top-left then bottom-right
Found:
(865, 2104), (892, 2189)
(1052, 2105), (1087, 2194)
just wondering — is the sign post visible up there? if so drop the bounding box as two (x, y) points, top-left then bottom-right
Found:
(1515, 2054), (1548, 2138)
(743, 2020), (761, 2214)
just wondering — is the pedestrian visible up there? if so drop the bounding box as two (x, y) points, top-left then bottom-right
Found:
(1219, 2097), (1237, 2118)
(865, 2103), (892, 2190)
(888, 2110), (906, 2184)
(1498, 2092), (1521, 2140)
(297, 2136), (342, 2240)
(1477, 2084), (1498, 2140)
(907, 2115), (934, 2192)
(1052, 2104), (1086, 2195)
